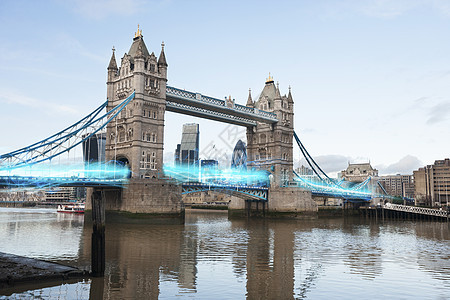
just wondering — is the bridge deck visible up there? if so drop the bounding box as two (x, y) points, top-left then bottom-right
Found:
(166, 86), (278, 126)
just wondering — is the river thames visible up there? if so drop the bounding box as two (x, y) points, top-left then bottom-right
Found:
(0, 207), (449, 299)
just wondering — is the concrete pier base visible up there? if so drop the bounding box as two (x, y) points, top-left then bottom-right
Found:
(86, 178), (184, 217)
(229, 187), (317, 218)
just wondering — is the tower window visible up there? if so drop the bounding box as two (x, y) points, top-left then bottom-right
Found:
(151, 152), (156, 170)
(153, 111), (157, 119)
(119, 131), (125, 142)
(150, 64), (156, 72)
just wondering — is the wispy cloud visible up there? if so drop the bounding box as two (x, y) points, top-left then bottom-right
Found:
(66, 0), (145, 19)
(361, 0), (423, 18)
(323, 0), (450, 19)
(55, 33), (104, 63)
(297, 154), (352, 174)
(376, 155), (423, 175)
(427, 101), (450, 125)
(399, 96), (450, 126)
(0, 90), (79, 115)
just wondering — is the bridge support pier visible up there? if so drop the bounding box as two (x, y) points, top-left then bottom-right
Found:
(91, 189), (105, 277)
(229, 187), (317, 218)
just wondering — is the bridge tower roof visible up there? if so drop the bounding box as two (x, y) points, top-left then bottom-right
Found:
(256, 76), (278, 109)
(128, 26), (150, 58)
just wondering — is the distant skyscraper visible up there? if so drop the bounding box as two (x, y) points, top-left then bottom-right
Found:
(179, 123), (199, 166)
(296, 165), (314, 176)
(82, 132), (106, 163)
(231, 140), (247, 170)
(174, 144), (181, 165)
(201, 159), (219, 182)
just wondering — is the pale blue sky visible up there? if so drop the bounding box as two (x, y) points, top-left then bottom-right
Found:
(0, 0), (449, 175)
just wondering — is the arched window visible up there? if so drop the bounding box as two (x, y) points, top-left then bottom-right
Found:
(119, 129), (125, 143)
(260, 134), (266, 144)
(151, 152), (156, 170)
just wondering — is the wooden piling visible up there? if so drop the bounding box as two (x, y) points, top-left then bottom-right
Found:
(91, 189), (105, 277)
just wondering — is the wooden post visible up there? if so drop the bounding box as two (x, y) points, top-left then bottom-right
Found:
(91, 189), (105, 277)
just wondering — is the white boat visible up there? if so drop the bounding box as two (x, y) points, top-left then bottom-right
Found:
(57, 203), (85, 214)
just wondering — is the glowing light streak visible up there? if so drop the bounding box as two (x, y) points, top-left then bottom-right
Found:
(294, 175), (373, 199)
(163, 164), (269, 187)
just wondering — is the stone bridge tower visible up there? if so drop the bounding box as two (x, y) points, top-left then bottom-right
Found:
(105, 26), (167, 179)
(246, 75), (294, 186)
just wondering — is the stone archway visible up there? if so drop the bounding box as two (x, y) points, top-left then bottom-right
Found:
(115, 155), (132, 178)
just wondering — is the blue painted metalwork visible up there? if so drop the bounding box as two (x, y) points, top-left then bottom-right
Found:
(164, 164), (269, 200)
(292, 174), (372, 201)
(0, 92), (135, 171)
(166, 86), (278, 126)
(293, 131), (386, 201)
(0, 93), (135, 189)
(182, 182), (268, 201)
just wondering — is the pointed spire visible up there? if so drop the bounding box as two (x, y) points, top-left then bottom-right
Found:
(275, 81), (281, 99)
(266, 72), (274, 84)
(108, 46), (118, 70)
(287, 85), (293, 103)
(134, 24), (142, 38)
(246, 88), (253, 107)
(158, 41), (168, 66)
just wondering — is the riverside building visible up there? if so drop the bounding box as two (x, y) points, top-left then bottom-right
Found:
(413, 158), (450, 207)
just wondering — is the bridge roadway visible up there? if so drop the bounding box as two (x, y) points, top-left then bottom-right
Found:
(0, 175), (270, 200)
(166, 86), (278, 126)
(0, 175), (375, 202)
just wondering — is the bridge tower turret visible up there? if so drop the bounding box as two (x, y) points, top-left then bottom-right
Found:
(246, 75), (294, 186)
(105, 26), (167, 179)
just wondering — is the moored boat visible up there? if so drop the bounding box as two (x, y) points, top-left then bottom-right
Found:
(57, 203), (85, 214)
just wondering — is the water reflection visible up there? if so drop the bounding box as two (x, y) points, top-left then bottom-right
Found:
(1, 208), (449, 299)
(0, 207), (84, 261)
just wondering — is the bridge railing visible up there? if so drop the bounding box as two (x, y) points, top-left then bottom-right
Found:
(384, 203), (448, 218)
(166, 101), (256, 126)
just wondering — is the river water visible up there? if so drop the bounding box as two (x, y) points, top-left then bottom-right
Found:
(0, 207), (449, 299)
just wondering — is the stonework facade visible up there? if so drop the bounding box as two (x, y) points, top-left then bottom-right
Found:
(340, 163), (378, 183)
(105, 30), (168, 179)
(246, 77), (294, 187)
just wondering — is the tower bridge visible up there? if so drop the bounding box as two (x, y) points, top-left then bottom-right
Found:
(0, 28), (380, 217)
(0, 28), (388, 277)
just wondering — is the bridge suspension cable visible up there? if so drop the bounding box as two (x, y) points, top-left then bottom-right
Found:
(0, 92), (135, 171)
(293, 131), (336, 185)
